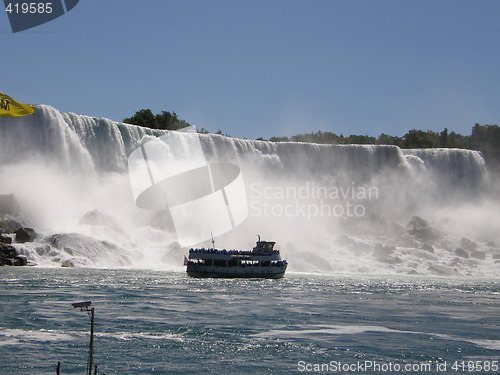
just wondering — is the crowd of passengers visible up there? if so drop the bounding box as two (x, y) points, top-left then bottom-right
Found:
(189, 248), (279, 255)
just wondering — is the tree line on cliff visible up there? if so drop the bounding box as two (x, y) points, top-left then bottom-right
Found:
(267, 124), (500, 151)
(123, 109), (499, 152)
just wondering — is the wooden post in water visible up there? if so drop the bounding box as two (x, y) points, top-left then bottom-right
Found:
(56, 361), (61, 375)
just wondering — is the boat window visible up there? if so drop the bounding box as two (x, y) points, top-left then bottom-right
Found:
(214, 259), (226, 267)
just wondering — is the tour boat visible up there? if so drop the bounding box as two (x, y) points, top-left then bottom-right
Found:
(185, 236), (287, 278)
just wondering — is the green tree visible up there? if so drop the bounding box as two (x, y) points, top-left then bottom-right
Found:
(123, 109), (191, 130)
(156, 111), (190, 130)
(439, 128), (448, 147)
(447, 131), (466, 148)
(345, 134), (377, 144)
(123, 109), (158, 129)
(403, 129), (439, 148)
(377, 133), (404, 147)
(469, 123), (500, 150)
(197, 127), (210, 134)
(318, 131), (344, 144)
(269, 136), (290, 142)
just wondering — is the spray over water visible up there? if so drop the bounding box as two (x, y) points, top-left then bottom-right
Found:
(0, 105), (498, 276)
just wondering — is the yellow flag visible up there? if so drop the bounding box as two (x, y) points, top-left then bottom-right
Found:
(0, 92), (35, 117)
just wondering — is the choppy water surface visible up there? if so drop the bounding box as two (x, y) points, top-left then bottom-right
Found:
(0, 268), (498, 374)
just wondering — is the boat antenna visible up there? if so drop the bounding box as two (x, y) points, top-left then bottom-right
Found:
(257, 234), (261, 242)
(211, 231), (215, 250)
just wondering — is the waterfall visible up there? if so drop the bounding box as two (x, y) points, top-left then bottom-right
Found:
(0, 105), (497, 276)
(403, 148), (487, 192)
(0, 105), (486, 189)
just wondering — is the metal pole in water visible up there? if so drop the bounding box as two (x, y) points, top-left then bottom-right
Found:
(88, 307), (94, 375)
(71, 301), (96, 375)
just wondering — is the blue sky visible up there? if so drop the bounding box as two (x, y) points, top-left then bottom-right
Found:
(2, 0), (499, 139)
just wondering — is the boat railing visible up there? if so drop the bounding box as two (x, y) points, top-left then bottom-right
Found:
(189, 248), (279, 256)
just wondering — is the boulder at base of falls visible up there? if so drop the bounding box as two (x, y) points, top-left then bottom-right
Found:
(420, 244), (435, 253)
(428, 264), (459, 276)
(0, 234), (12, 244)
(470, 250), (486, 260)
(460, 238), (478, 251)
(406, 216), (440, 242)
(48, 233), (131, 267)
(61, 259), (75, 267)
(15, 227), (37, 243)
(455, 248), (470, 258)
(407, 216), (429, 231)
(0, 244), (16, 261)
(0, 218), (24, 233)
(0, 243), (27, 266)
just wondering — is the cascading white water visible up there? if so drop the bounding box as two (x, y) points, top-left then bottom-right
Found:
(0, 105), (498, 276)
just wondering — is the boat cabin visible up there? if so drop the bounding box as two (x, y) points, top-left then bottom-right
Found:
(253, 240), (276, 254)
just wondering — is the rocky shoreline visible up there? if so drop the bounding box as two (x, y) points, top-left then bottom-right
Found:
(1, 191), (499, 276)
(0, 194), (37, 267)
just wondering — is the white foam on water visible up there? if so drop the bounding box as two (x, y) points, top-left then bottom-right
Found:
(254, 324), (500, 351)
(0, 328), (74, 345)
(95, 331), (185, 342)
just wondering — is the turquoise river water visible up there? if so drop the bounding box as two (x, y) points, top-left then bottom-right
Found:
(0, 268), (498, 374)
